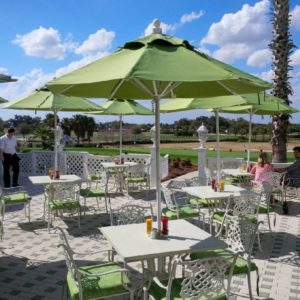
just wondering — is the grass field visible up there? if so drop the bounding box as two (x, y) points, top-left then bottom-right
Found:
(26, 146), (293, 165)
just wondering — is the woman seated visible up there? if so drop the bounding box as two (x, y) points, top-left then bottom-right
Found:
(250, 152), (274, 187)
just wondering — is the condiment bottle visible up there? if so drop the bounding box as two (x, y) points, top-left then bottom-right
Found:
(55, 168), (60, 179)
(162, 216), (169, 235)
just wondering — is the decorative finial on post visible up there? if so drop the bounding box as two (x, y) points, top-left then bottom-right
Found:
(152, 19), (162, 34)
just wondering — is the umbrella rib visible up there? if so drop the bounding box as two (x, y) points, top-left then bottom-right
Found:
(217, 81), (238, 95)
(132, 79), (154, 97)
(108, 79), (126, 100)
(160, 82), (182, 98)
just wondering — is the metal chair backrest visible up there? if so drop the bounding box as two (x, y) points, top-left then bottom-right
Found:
(166, 180), (186, 190)
(162, 187), (177, 210)
(126, 163), (149, 178)
(45, 183), (79, 202)
(0, 191), (4, 240)
(225, 215), (261, 257)
(56, 227), (80, 289)
(165, 255), (235, 300)
(265, 172), (283, 188)
(110, 204), (153, 225)
(230, 194), (260, 217)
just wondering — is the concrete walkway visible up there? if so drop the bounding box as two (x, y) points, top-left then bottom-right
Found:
(0, 174), (299, 299)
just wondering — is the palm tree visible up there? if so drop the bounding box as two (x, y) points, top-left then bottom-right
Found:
(269, 0), (295, 162)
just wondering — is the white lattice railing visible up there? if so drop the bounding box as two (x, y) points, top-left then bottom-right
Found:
(15, 151), (169, 180)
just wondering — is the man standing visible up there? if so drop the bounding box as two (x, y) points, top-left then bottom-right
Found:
(0, 128), (20, 187)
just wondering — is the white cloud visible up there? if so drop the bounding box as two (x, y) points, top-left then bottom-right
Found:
(201, 0), (271, 63)
(180, 10), (205, 24)
(213, 43), (254, 63)
(247, 49), (271, 67)
(0, 68), (8, 75)
(258, 69), (274, 82)
(12, 27), (75, 60)
(291, 5), (300, 30)
(144, 10), (205, 36)
(75, 29), (115, 57)
(291, 49), (300, 66)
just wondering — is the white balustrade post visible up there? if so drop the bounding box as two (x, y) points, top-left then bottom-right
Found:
(198, 147), (207, 185)
(197, 123), (208, 186)
(82, 153), (88, 179)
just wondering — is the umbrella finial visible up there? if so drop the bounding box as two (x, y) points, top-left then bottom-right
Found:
(153, 19), (162, 34)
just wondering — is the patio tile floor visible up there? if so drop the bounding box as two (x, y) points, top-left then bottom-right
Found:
(0, 173), (299, 299)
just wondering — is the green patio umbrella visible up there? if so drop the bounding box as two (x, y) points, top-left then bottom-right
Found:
(47, 20), (271, 232)
(160, 96), (247, 182)
(0, 97), (8, 103)
(2, 87), (102, 171)
(213, 93), (299, 167)
(87, 99), (153, 158)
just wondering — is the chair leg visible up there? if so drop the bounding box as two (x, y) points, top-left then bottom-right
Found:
(267, 213), (272, 234)
(257, 231), (263, 252)
(28, 201), (31, 223)
(247, 267), (254, 300)
(96, 197), (100, 210)
(78, 208), (81, 229)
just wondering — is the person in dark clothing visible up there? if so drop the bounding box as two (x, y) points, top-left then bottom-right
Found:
(284, 146), (300, 187)
(0, 128), (20, 188)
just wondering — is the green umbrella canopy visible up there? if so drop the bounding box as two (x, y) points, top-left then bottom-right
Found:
(47, 33), (271, 99)
(88, 99), (154, 115)
(2, 87), (101, 112)
(217, 93), (299, 115)
(160, 96), (246, 112)
(0, 97), (8, 103)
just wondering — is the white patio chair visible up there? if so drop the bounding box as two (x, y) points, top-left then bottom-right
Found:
(79, 171), (110, 214)
(144, 253), (237, 300)
(56, 227), (134, 300)
(124, 162), (150, 194)
(191, 215), (262, 300)
(2, 186), (32, 222)
(45, 183), (81, 231)
(109, 204), (153, 226)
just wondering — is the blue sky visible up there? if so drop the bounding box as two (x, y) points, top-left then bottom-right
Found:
(0, 0), (299, 125)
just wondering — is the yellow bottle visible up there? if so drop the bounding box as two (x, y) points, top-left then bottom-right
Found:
(146, 218), (152, 235)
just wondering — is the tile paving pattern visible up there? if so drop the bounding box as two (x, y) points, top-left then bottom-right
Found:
(0, 173), (299, 299)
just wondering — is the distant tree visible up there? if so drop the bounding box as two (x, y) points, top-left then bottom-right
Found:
(86, 117), (96, 142)
(132, 126), (142, 143)
(71, 115), (87, 143)
(61, 118), (73, 136)
(43, 113), (58, 128)
(19, 123), (32, 139)
(33, 124), (54, 150)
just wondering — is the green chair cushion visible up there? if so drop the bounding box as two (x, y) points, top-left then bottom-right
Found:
(212, 211), (226, 223)
(49, 200), (80, 210)
(89, 174), (102, 181)
(212, 212), (257, 223)
(190, 249), (257, 275)
(4, 193), (31, 204)
(189, 198), (210, 207)
(126, 177), (147, 183)
(67, 262), (131, 300)
(259, 203), (275, 213)
(148, 277), (227, 300)
(162, 206), (199, 220)
(272, 188), (282, 194)
(80, 188), (105, 197)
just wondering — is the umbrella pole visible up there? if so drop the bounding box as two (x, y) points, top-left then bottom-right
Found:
(155, 96), (162, 233)
(247, 111), (253, 169)
(215, 109), (221, 184)
(119, 115), (122, 160)
(54, 109), (58, 171)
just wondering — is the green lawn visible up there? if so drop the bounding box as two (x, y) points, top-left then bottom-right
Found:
(23, 146), (294, 165)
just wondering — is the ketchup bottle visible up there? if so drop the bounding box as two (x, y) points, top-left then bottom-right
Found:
(162, 216), (169, 235)
(211, 178), (216, 190)
(55, 168), (60, 179)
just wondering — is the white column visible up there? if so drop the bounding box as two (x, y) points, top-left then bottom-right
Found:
(198, 147), (207, 186)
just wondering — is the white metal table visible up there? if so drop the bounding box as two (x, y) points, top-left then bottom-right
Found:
(29, 175), (82, 185)
(183, 184), (257, 200)
(101, 161), (137, 192)
(222, 169), (253, 178)
(272, 162), (292, 169)
(101, 219), (226, 265)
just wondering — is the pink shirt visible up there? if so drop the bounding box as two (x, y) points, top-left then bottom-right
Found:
(253, 163), (273, 184)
